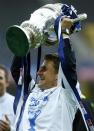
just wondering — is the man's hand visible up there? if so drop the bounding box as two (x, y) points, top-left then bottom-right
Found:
(0, 115), (11, 131)
(61, 17), (73, 30)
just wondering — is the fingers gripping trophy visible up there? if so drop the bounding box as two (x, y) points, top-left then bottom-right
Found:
(6, 3), (87, 56)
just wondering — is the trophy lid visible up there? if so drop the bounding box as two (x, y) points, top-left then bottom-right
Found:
(6, 25), (29, 56)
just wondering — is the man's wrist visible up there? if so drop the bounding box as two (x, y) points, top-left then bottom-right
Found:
(61, 28), (70, 35)
(61, 28), (70, 39)
(62, 33), (70, 39)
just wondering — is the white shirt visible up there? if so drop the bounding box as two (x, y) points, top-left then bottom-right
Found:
(0, 93), (15, 126)
(22, 66), (78, 131)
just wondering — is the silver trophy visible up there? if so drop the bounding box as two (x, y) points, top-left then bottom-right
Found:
(6, 3), (87, 56)
(6, 3), (63, 56)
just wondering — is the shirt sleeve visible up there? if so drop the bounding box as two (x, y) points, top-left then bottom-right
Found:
(11, 56), (23, 84)
(59, 38), (77, 89)
(11, 52), (32, 85)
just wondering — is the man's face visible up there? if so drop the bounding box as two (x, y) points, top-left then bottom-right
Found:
(37, 60), (58, 89)
(0, 69), (8, 96)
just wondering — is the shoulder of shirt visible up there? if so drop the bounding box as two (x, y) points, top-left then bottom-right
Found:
(6, 93), (15, 99)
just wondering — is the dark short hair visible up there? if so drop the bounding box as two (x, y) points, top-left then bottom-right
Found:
(44, 54), (60, 74)
(0, 64), (9, 81)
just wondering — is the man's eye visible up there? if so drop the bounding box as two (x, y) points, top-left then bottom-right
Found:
(40, 66), (47, 71)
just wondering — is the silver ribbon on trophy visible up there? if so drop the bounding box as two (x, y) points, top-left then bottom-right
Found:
(6, 3), (87, 56)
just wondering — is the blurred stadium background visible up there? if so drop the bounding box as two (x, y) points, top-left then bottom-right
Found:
(0, 0), (94, 103)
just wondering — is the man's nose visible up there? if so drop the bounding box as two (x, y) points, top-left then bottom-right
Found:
(37, 69), (43, 75)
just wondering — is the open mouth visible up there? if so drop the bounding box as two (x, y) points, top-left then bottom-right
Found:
(40, 78), (45, 80)
(39, 76), (45, 81)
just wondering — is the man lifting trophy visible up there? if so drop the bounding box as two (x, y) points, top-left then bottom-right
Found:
(4, 3), (94, 131)
(6, 3), (87, 56)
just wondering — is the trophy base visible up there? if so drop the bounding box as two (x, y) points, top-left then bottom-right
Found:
(6, 25), (29, 56)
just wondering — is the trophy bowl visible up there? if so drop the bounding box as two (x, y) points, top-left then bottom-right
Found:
(6, 25), (30, 56)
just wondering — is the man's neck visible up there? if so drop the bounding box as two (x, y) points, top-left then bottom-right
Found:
(38, 83), (57, 90)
